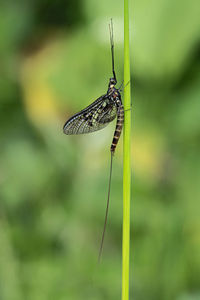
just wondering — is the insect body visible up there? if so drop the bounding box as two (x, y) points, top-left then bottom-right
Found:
(63, 20), (123, 261)
(63, 79), (124, 151)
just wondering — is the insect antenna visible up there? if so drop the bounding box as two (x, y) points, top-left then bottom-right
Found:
(109, 19), (116, 82)
(98, 151), (114, 262)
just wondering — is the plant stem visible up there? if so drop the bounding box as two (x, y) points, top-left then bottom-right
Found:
(122, 0), (131, 299)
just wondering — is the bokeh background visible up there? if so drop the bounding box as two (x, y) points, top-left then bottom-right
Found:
(0, 0), (200, 299)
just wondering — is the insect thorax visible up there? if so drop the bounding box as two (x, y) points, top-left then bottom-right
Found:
(107, 86), (122, 108)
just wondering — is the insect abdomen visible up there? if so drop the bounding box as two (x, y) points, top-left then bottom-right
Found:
(110, 105), (124, 153)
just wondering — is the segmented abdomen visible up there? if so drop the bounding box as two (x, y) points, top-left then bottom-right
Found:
(110, 104), (124, 153)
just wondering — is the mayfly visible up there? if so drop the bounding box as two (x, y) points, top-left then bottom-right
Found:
(63, 20), (124, 261)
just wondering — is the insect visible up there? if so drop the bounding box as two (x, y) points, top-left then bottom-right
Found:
(63, 20), (124, 261)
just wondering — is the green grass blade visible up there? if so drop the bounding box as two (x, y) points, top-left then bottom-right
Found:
(122, 0), (131, 299)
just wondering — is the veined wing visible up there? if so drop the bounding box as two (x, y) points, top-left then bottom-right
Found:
(63, 94), (117, 135)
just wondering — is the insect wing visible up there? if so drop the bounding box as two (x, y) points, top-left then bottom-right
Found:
(63, 95), (117, 135)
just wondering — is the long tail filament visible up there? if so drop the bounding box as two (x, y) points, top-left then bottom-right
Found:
(98, 151), (114, 262)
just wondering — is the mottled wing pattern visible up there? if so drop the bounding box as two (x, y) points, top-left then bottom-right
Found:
(63, 94), (117, 135)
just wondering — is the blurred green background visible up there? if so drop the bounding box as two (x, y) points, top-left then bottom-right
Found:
(0, 0), (200, 299)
